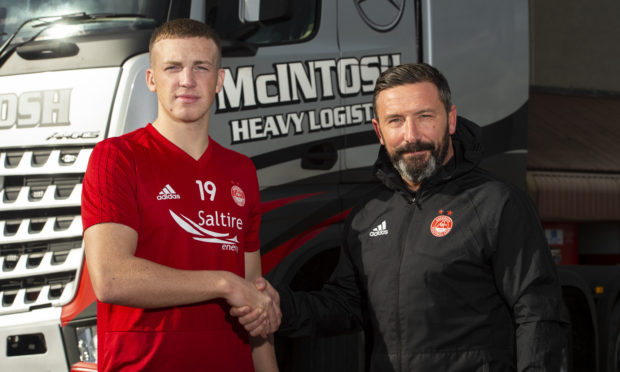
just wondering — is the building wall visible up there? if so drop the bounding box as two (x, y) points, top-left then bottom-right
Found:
(529, 0), (620, 258)
(530, 0), (620, 94)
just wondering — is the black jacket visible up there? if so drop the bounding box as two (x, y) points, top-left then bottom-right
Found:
(279, 117), (569, 371)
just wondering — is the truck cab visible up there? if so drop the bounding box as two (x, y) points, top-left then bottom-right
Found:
(0, 1), (528, 370)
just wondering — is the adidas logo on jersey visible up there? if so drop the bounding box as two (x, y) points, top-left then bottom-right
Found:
(157, 184), (181, 200)
(369, 220), (389, 237)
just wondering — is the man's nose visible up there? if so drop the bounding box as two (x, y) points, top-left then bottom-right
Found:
(403, 118), (419, 143)
(180, 68), (196, 87)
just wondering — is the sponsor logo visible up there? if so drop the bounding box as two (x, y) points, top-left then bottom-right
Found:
(231, 185), (246, 207)
(430, 210), (453, 237)
(170, 210), (240, 252)
(0, 89), (72, 129)
(221, 244), (239, 253)
(354, 0), (405, 32)
(157, 184), (181, 200)
(197, 210), (243, 230)
(369, 220), (389, 237)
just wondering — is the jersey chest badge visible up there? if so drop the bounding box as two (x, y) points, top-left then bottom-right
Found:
(231, 185), (246, 207)
(430, 209), (453, 237)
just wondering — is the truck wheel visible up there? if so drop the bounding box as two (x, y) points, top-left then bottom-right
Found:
(600, 292), (620, 372)
(561, 286), (596, 372)
(610, 302), (620, 372)
(614, 332), (620, 372)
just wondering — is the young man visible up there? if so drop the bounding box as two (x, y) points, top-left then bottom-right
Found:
(235, 63), (569, 371)
(82, 19), (278, 371)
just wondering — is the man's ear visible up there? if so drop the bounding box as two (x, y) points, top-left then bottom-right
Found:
(145, 68), (156, 93)
(215, 68), (225, 94)
(448, 105), (457, 135)
(372, 118), (385, 145)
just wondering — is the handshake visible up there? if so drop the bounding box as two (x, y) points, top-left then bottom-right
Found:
(228, 277), (282, 339)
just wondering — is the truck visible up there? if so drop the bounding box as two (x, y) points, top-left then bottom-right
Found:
(0, 0), (560, 371)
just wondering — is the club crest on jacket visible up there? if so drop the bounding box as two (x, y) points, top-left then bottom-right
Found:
(430, 210), (453, 237)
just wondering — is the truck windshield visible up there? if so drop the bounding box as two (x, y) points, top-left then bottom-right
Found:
(0, 0), (168, 46)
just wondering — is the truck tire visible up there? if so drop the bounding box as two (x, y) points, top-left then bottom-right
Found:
(558, 269), (598, 372)
(607, 299), (620, 372)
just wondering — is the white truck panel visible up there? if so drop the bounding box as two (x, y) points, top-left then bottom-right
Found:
(0, 308), (69, 372)
(0, 69), (120, 148)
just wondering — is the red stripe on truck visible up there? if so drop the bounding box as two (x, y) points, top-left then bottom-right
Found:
(260, 192), (324, 214)
(261, 209), (351, 274)
(71, 362), (97, 372)
(61, 260), (97, 326)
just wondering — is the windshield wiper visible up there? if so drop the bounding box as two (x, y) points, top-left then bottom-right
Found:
(0, 12), (146, 67)
(0, 13), (91, 65)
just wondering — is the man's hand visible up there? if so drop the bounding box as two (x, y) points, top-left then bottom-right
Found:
(231, 277), (281, 338)
(254, 277), (281, 334)
(224, 273), (272, 312)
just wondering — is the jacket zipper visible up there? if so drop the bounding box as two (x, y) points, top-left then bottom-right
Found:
(396, 193), (417, 371)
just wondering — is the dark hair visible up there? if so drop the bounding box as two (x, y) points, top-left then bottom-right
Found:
(149, 18), (222, 67)
(373, 63), (452, 115)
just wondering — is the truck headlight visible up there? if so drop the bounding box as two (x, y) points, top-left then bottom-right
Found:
(75, 325), (97, 363)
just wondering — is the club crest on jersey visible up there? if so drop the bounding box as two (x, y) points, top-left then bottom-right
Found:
(430, 210), (453, 237)
(231, 185), (246, 207)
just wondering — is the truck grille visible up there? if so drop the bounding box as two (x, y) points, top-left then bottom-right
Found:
(0, 147), (91, 315)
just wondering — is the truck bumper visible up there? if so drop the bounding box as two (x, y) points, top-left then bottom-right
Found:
(0, 307), (69, 372)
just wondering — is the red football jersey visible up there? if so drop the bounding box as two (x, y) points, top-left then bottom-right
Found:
(82, 124), (260, 371)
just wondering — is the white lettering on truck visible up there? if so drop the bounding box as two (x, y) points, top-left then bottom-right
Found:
(229, 103), (374, 144)
(217, 54), (400, 144)
(0, 89), (72, 129)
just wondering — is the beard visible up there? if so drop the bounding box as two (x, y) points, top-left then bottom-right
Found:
(389, 125), (451, 185)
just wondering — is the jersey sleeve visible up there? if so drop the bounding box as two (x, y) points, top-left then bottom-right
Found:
(243, 159), (261, 253)
(81, 138), (140, 233)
